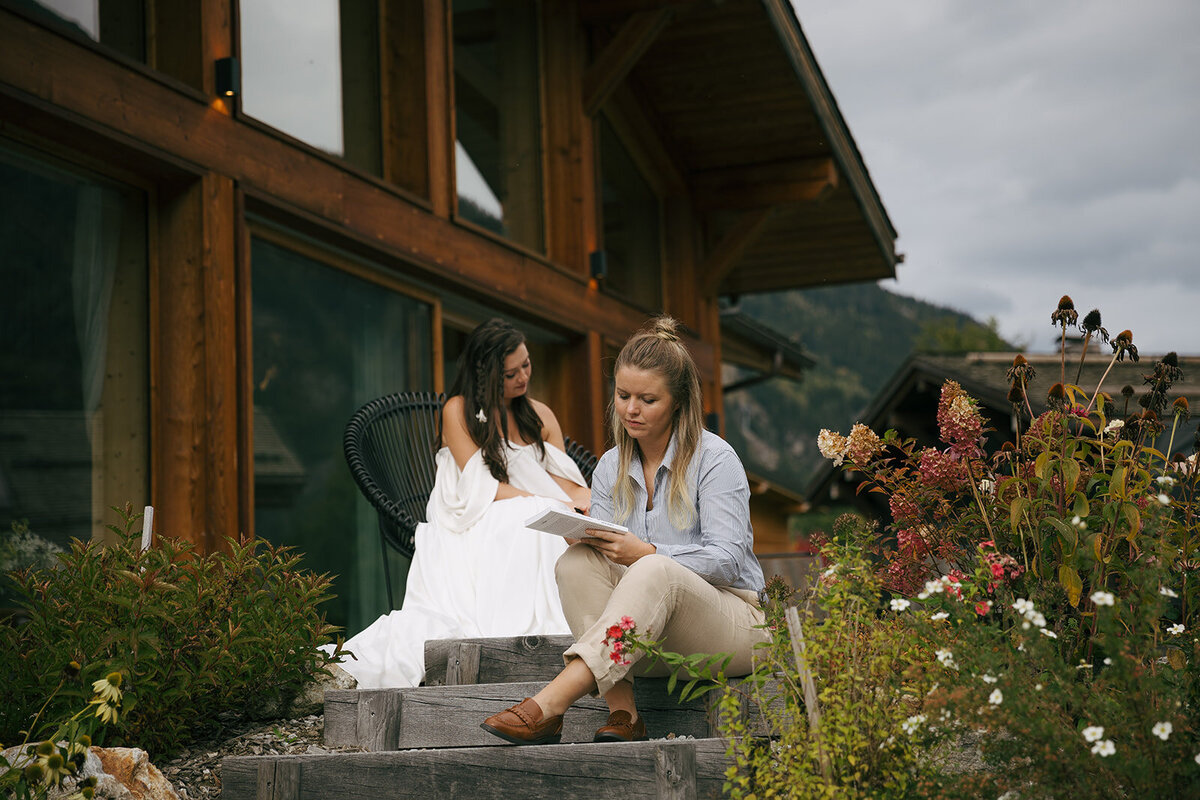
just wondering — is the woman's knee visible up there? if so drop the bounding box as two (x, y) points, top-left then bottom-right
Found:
(622, 553), (677, 585)
(555, 542), (604, 584)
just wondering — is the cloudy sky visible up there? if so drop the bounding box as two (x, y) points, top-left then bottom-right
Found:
(790, 0), (1200, 355)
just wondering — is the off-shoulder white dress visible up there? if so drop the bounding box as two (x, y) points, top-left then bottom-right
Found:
(332, 441), (582, 688)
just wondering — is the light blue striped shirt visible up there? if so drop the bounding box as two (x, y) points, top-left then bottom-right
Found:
(589, 429), (765, 592)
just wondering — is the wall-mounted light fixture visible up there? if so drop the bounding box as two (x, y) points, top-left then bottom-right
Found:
(589, 250), (607, 283)
(215, 57), (240, 98)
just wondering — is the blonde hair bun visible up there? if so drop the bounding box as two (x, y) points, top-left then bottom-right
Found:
(650, 315), (680, 342)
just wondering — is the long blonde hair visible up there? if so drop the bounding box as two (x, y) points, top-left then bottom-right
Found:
(610, 316), (704, 529)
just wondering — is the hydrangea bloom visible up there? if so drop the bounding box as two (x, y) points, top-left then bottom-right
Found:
(816, 429), (850, 466)
(845, 422), (882, 465)
(936, 381), (985, 456)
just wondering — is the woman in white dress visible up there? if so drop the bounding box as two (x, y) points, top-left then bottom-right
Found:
(335, 318), (592, 688)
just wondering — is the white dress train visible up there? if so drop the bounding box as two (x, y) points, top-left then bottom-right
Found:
(332, 441), (582, 688)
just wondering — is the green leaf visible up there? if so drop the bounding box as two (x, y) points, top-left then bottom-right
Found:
(1121, 503), (1141, 542)
(1034, 452), (1051, 480)
(1009, 496), (1031, 534)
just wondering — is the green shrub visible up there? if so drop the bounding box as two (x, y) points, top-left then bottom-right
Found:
(0, 507), (343, 757)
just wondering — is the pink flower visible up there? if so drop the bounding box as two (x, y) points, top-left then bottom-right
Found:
(609, 650), (624, 664)
(604, 624), (623, 643)
(619, 616), (636, 631)
(975, 600), (993, 616)
(990, 562), (1006, 579)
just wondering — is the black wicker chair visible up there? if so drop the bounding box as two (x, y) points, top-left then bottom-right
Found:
(343, 391), (600, 609)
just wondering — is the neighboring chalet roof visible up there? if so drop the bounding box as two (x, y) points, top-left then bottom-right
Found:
(584, 0), (900, 295)
(720, 307), (815, 391)
(807, 350), (1200, 504)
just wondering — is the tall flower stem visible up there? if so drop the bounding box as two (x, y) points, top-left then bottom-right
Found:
(1165, 415), (1181, 461)
(1085, 352), (1120, 414)
(1074, 332), (1093, 386)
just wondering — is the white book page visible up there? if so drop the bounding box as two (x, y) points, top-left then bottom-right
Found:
(524, 508), (630, 539)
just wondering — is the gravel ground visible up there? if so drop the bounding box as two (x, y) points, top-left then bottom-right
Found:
(158, 714), (364, 800)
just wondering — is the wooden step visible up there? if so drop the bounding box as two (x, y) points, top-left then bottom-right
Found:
(422, 635), (575, 686)
(222, 737), (730, 800)
(324, 679), (723, 751)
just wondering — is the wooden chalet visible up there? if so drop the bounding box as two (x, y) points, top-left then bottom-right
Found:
(0, 0), (897, 632)
(808, 351), (1200, 521)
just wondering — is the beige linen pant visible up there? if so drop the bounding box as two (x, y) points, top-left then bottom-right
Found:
(556, 545), (768, 696)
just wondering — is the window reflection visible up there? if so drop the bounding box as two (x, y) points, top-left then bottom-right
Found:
(453, 0), (544, 250)
(0, 143), (148, 553)
(25, 0), (145, 61)
(240, 0), (382, 174)
(251, 237), (433, 634)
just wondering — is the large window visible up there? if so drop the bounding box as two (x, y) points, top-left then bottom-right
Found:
(240, 0), (383, 175)
(453, 0), (544, 251)
(0, 143), (148, 552)
(251, 235), (434, 635)
(598, 116), (662, 310)
(22, 0), (145, 61)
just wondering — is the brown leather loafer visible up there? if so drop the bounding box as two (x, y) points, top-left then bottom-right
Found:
(593, 710), (647, 743)
(480, 698), (563, 745)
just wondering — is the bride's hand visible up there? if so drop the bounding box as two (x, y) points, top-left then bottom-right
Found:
(568, 486), (591, 514)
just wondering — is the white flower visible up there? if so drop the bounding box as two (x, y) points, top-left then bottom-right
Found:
(1160, 586), (1179, 598)
(1071, 515), (1088, 530)
(1104, 419), (1124, 434)
(935, 649), (958, 670)
(1082, 726), (1105, 743)
(982, 674), (998, 684)
(1195, 753), (1200, 765)
(931, 611), (950, 621)
(1029, 611), (1046, 628)
(1012, 598), (1034, 615)
(1040, 629), (1058, 639)
(1157, 493), (1171, 506)
(988, 689), (1003, 705)
(1168, 623), (1185, 635)
(978, 479), (995, 496)
(1034, 683), (1043, 691)
(924, 579), (946, 596)
(816, 429), (849, 466)
(1156, 476), (1176, 487)
(1152, 721), (1173, 741)
(890, 598), (911, 612)
(1103, 658), (1112, 666)
(1092, 739), (1116, 757)
(1090, 591), (1115, 607)
(476, 408), (487, 423)
(822, 565), (838, 579)
(901, 714), (926, 735)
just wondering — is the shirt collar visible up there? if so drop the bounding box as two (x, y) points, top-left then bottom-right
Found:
(630, 430), (680, 492)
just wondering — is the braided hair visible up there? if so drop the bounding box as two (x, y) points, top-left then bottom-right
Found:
(444, 318), (545, 482)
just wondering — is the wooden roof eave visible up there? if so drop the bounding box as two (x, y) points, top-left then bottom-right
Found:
(759, 0), (900, 278)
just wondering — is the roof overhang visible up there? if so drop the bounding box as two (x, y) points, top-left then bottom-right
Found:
(580, 0), (900, 295)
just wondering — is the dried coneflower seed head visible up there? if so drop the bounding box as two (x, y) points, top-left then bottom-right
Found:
(1112, 330), (1139, 362)
(1001, 441), (1015, 452)
(1051, 296), (1079, 327)
(1080, 309), (1109, 342)
(1121, 384), (1135, 398)
(1006, 354), (1036, 385)
(1047, 382), (1066, 410)
(1163, 351), (1179, 367)
(1007, 383), (1026, 404)
(1174, 397), (1191, 421)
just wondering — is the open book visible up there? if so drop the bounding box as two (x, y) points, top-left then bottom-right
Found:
(524, 507), (630, 540)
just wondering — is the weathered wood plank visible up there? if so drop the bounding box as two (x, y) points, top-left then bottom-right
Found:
(444, 641), (482, 685)
(324, 679), (714, 751)
(423, 635), (574, 685)
(655, 741), (697, 800)
(222, 737), (730, 800)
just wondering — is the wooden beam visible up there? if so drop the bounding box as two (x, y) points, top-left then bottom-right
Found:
(582, 9), (674, 117)
(578, 0), (699, 24)
(153, 173), (239, 551)
(693, 157), (837, 211)
(700, 207), (776, 296)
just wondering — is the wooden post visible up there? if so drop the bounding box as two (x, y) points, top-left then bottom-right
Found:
(785, 606), (831, 784)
